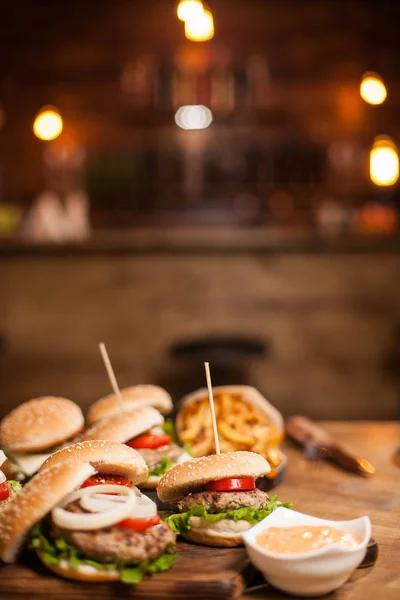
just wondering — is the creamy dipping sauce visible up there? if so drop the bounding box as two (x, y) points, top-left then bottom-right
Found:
(256, 525), (361, 554)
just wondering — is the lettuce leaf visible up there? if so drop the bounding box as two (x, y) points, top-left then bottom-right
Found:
(148, 455), (174, 478)
(182, 444), (193, 458)
(162, 419), (177, 443)
(162, 420), (194, 459)
(166, 495), (292, 535)
(120, 553), (176, 584)
(8, 480), (23, 493)
(29, 521), (176, 584)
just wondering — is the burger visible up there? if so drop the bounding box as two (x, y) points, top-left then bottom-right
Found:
(87, 385), (173, 426)
(158, 451), (291, 547)
(0, 450), (22, 508)
(0, 441), (177, 583)
(0, 397), (84, 480)
(81, 406), (191, 488)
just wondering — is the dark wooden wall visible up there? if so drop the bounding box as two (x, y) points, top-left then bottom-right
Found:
(1, 248), (399, 420)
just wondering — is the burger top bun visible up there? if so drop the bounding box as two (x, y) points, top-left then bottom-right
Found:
(0, 397), (84, 453)
(0, 460), (95, 563)
(177, 385), (284, 436)
(87, 385), (173, 425)
(40, 440), (148, 485)
(82, 406), (164, 445)
(157, 451), (271, 502)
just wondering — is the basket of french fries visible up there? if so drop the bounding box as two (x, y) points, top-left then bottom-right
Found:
(176, 385), (287, 488)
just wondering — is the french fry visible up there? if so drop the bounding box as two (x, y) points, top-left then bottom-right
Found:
(267, 448), (284, 468)
(191, 435), (213, 457)
(179, 417), (203, 442)
(219, 438), (237, 453)
(220, 392), (231, 416)
(218, 421), (255, 446)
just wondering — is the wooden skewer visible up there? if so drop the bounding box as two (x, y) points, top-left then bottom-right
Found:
(99, 342), (124, 411)
(204, 362), (220, 454)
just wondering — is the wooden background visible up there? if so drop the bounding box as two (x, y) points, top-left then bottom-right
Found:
(1, 247), (400, 420)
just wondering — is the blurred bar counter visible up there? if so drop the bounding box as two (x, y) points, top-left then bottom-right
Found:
(1, 227), (400, 255)
(1, 227), (400, 421)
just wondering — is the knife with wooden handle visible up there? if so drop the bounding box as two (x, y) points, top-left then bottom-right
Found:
(286, 416), (376, 475)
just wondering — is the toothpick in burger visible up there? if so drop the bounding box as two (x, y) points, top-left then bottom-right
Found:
(82, 406), (191, 488)
(158, 451), (291, 547)
(0, 397), (84, 480)
(0, 441), (177, 583)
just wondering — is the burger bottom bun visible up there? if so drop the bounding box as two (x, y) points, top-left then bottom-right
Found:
(182, 528), (243, 547)
(36, 551), (120, 582)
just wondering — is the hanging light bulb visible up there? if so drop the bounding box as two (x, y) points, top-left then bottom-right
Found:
(370, 136), (399, 186)
(184, 8), (214, 41)
(33, 107), (63, 141)
(175, 105), (213, 129)
(360, 72), (387, 105)
(177, 0), (204, 22)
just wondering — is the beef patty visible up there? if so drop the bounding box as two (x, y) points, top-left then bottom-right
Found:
(137, 444), (183, 468)
(51, 502), (176, 564)
(175, 488), (270, 514)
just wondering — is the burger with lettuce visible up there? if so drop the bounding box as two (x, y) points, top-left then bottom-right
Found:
(81, 406), (191, 488)
(0, 441), (176, 583)
(158, 451), (291, 547)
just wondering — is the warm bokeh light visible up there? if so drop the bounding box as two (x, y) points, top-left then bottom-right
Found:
(177, 0), (204, 22)
(33, 108), (63, 141)
(175, 105), (213, 130)
(184, 9), (214, 41)
(370, 137), (399, 186)
(360, 73), (387, 105)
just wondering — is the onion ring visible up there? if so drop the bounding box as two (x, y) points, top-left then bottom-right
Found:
(133, 494), (157, 518)
(52, 484), (136, 531)
(81, 490), (157, 518)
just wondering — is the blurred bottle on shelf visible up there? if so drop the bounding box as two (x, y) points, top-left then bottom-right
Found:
(155, 60), (172, 108)
(64, 190), (90, 241)
(21, 189), (90, 244)
(352, 202), (398, 235)
(0, 203), (22, 237)
(211, 65), (234, 114)
(315, 198), (350, 237)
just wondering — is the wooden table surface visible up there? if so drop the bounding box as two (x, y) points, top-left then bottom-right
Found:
(0, 422), (399, 599)
(243, 421), (400, 600)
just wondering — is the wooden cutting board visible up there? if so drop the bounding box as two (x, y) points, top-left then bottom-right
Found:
(0, 542), (254, 600)
(0, 539), (377, 600)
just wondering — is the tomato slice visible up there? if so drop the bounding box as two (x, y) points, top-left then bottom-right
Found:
(126, 433), (171, 449)
(205, 477), (256, 492)
(0, 482), (10, 501)
(81, 474), (132, 488)
(118, 514), (160, 532)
